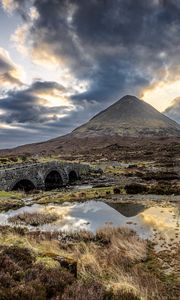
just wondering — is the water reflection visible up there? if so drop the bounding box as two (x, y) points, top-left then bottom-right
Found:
(139, 206), (179, 251)
(109, 202), (145, 217)
(0, 200), (179, 251)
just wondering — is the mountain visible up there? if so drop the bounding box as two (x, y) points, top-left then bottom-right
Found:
(164, 97), (180, 124)
(0, 95), (180, 156)
(72, 95), (180, 137)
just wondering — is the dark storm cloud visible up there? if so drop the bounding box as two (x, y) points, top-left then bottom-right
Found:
(4, 0), (180, 102)
(16, 0), (180, 103)
(164, 98), (180, 124)
(0, 80), (72, 124)
(28, 80), (65, 94)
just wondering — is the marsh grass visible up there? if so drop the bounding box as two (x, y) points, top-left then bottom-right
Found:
(0, 225), (179, 299)
(8, 212), (59, 226)
(0, 190), (24, 213)
(0, 197), (24, 213)
(0, 245), (75, 300)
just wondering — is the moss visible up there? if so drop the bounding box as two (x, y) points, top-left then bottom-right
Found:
(34, 186), (114, 205)
(35, 256), (59, 268)
(0, 191), (23, 213)
(0, 191), (22, 199)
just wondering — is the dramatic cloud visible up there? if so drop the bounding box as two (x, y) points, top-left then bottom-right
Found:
(0, 47), (24, 86)
(0, 80), (75, 124)
(1, 0), (180, 148)
(1, 0), (27, 15)
(10, 0), (180, 106)
(0, 78), (100, 148)
(1, 0), (16, 12)
(164, 97), (180, 124)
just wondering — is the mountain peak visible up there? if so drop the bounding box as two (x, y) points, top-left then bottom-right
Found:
(73, 95), (180, 137)
(112, 95), (140, 106)
(118, 95), (139, 101)
(111, 94), (140, 104)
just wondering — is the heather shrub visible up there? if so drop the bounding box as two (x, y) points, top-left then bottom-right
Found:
(113, 187), (121, 194)
(0, 245), (75, 300)
(62, 280), (106, 300)
(149, 182), (180, 195)
(125, 183), (148, 194)
(62, 280), (141, 300)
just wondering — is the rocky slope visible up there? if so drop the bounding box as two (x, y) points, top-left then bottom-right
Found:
(72, 95), (180, 137)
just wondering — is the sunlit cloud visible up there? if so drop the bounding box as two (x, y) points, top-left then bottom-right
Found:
(0, 109), (4, 115)
(0, 123), (19, 129)
(39, 94), (72, 108)
(11, 24), (29, 56)
(1, 0), (14, 12)
(0, 47), (24, 87)
(1, 0), (28, 15)
(0, 80), (77, 127)
(27, 80), (75, 108)
(12, 24), (64, 68)
(11, 22), (86, 94)
(28, 6), (38, 20)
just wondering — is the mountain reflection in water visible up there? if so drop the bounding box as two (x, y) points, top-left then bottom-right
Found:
(0, 200), (179, 251)
(109, 202), (146, 217)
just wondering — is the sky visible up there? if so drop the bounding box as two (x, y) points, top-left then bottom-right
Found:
(0, 0), (180, 149)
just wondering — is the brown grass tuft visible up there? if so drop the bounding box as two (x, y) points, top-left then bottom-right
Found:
(8, 212), (59, 226)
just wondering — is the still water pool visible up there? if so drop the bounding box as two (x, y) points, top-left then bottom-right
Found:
(0, 200), (179, 251)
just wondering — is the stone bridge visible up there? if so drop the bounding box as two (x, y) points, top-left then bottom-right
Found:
(0, 161), (91, 191)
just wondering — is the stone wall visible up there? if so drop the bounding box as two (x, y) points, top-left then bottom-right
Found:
(0, 161), (90, 191)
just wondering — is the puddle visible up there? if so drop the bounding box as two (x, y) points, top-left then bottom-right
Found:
(0, 200), (179, 252)
(73, 184), (93, 190)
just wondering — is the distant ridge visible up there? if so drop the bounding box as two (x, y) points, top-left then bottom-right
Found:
(72, 95), (180, 137)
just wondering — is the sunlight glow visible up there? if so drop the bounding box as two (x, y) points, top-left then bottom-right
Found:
(0, 123), (18, 129)
(141, 80), (180, 112)
(33, 90), (74, 108)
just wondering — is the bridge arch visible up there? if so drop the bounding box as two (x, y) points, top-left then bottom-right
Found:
(68, 170), (79, 184)
(45, 170), (63, 190)
(0, 162), (90, 192)
(12, 179), (36, 192)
